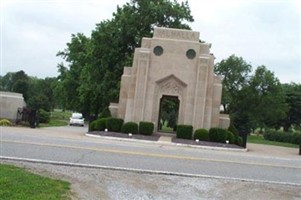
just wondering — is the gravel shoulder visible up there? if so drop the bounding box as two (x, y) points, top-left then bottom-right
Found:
(2, 160), (300, 200)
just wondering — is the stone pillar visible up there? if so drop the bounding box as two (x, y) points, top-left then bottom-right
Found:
(211, 76), (222, 127)
(117, 67), (132, 119)
(192, 56), (209, 130)
(132, 50), (150, 122)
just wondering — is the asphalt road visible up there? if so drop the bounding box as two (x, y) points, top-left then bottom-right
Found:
(1, 126), (300, 186)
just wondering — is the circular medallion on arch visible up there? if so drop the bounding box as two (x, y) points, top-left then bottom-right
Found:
(186, 49), (196, 59)
(153, 46), (164, 56)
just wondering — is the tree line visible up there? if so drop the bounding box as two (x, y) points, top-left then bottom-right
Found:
(215, 55), (301, 132)
(0, 0), (300, 132)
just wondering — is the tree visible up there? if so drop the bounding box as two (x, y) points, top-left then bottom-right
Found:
(27, 77), (57, 111)
(0, 72), (14, 91)
(56, 33), (91, 114)
(215, 56), (289, 133)
(0, 70), (30, 101)
(280, 83), (301, 132)
(0, 71), (58, 111)
(247, 66), (288, 130)
(214, 55), (252, 113)
(57, 0), (194, 117)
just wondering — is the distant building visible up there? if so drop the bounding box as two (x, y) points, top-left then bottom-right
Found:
(0, 91), (26, 122)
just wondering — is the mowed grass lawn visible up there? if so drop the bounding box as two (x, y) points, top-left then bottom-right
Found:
(247, 134), (299, 148)
(39, 110), (72, 127)
(0, 164), (71, 200)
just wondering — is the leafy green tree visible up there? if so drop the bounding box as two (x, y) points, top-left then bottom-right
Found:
(26, 77), (57, 111)
(214, 55), (252, 113)
(0, 71), (57, 111)
(56, 33), (91, 114)
(0, 72), (14, 91)
(215, 56), (289, 133)
(247, 66), (288, 130)
(0, 70), (30, 101)
(280, 83), (301, 132)
(58, 0), (194, 117)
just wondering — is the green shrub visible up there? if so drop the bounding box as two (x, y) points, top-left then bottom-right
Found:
(228, 123), (239, 136)
(264, 130), (301, 145)
(38, 109), (50, 123)
(176, 125), (193, 139)
(226, 131), (235, 144)
(106, 117), (124, 132)
(292, 132), (301, 144)
(209, 127), (228, 143)
(121, 122), (138, 134)
(193, 129), (209, 141)
(0, 119), (11, 126)
(139, 121), (154, 135)
(99, 107), (111, 118)
(236, 136), (243, 146)
(94, 118), (108, 131)
(89, 120), (97, 132)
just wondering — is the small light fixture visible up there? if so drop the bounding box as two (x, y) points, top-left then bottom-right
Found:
(128, 133), (132, 137)
(226, 140), (229, 144)
(105, 129), (108, 132)
(195, 139), (199, 143)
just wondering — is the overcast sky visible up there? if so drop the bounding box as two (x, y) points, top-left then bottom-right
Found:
(1, 0), (300, 83)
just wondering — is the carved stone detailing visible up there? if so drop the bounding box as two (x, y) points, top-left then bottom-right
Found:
(154, 28), (199, 41)
(160, 80), (182, 95)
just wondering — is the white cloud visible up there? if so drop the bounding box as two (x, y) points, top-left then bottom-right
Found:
(1, 0), (300, 83)
(189, 0), (301, 83)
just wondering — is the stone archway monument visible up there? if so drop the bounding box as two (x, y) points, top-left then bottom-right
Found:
(109, 27), (230, 131)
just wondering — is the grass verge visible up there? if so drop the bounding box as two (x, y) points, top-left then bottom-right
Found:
(0, 164), (71, 200)
(39, 120), (68, 127)
(39, 110), (71, 127)
(160, 121), (174, 132)
(247, 134), (299, 148)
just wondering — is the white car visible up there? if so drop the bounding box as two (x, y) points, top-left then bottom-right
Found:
(69, 113), (85, 126)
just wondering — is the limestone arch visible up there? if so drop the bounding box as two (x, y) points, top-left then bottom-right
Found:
(152, 74), (187, 131)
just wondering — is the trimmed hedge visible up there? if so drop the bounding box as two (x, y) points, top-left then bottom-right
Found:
(193, 129), (209, 141)
(264, 130), (301, 145)
(106, 117), (124, 132)
(226, 131), (235, 144)
(89, 120), (97, 132)
(176, 125), (193, 139)
(209, 127), (228, 143)
(94, 118), (108, 131)
(139, 121), (154, 135)
(121, 122), (138, 134)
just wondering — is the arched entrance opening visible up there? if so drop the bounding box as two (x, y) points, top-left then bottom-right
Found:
(158, 95), (180, 133)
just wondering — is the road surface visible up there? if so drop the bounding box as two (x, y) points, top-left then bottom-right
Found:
(1, 126), (300, 186)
